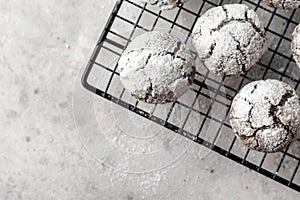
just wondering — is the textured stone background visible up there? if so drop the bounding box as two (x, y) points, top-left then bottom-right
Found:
(0, 0), (299, 199)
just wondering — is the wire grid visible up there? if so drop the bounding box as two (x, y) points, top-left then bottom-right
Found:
(82, 0), (300, 192)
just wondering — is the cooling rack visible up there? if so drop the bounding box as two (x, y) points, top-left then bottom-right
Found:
(81, 0), (300, 192)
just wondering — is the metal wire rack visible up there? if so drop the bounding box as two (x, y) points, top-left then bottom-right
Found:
(82, 0), (300, 192)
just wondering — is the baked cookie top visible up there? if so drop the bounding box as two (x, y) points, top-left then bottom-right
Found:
(119, 31), (195, 104)
(230, 79), (300, 153)
(192, 4), (267, 76)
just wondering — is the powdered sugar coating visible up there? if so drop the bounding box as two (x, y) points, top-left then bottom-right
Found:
(119, 31), (195, 104)
(230, 79), (300, 153)
(141, 0), (189, 10)
(261, 0), (300, 9)
(292, 23), (300, 68)
(191, 4), (267, 76)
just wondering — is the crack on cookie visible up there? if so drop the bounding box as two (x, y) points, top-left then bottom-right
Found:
(144, 53), (152, 66)
(134, 52), (152, 73)
(173, 40), (182, 55)
(236, 124), (270, 151)
(268, 90), (294, 128)
(266, 90), (296, 147)
(270, 90), (294, 127)
(222, 6), (228, 19)
(125, 49), (193, 78)
(210, 6), (229, 33)
(245, 10), (265, 38)
(246, 105), (256, 130)
(242, 98), (260, 133)
(229, 32), (247, 73)
(125, 48), (188, 65)
(253, 125), (271, 137)
(143, 78), (154, 103)
(244, 31), (257, 48)
(201, 42), (216, 60)
(278, 90), (294, 107)
(162, 51), (186, 62)
(250, 84), (258, 94)
(210, 19), (238, 33)
(210, 8), (265, 38)
(269, 103), (281, 124)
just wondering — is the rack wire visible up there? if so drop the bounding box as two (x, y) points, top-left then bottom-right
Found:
(82, 0), (300, 192)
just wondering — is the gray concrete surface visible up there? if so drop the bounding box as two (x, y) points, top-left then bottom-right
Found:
(1, 0), (300, 199)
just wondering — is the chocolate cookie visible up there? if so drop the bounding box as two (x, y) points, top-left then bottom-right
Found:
(261, 0), (300, 9)
(118, 31), (195, 104)
(230, 79), (300, 153)
(191, 4), (267, 76)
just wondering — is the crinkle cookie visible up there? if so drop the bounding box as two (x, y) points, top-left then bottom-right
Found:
(261, 0), (300, 9)
(192, 4), (267, 76)
(292, 23), (300, 68)
(141, 0), (189, 10)
(118, 31), (195, 104)
(230, 79), (300, 153)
